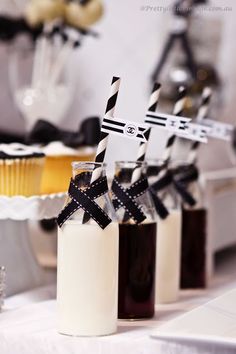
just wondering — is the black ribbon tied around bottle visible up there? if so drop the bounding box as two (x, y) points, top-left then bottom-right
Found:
(148, 188), (169, 220)
(150, 164), (199, 208)
(111, 177), (149, 224)
(57, 172), (112, 230)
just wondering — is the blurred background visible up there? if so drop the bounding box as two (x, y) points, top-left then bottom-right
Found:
(0, 0), (236, 169)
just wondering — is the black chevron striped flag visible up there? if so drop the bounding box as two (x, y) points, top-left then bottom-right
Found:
(101, 117), (150, 143)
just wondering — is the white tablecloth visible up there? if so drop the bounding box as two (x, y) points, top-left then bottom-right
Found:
(1, 274), (236, 354)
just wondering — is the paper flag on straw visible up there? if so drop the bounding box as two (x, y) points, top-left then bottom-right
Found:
(101, 117), (150, 143)
(202, 119), (234, 141)
(178, 123), (211, 143)
(145, 111), (191, 133)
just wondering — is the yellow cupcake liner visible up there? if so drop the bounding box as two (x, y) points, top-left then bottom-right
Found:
(0, 157), (45, 197)
(40, 154), (95, 194)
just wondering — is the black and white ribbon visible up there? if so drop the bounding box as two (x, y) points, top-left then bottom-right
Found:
(57, 173), (112, 230)
(112, 177), (149, 224)
(101, 117), (150, 143)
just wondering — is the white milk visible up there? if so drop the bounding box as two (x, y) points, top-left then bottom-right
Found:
(57, 221), (119, 336)
(155, 210), (182, 304)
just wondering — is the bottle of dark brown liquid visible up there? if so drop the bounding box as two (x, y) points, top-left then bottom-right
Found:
(181, 208), (206, 288)
(113, 161), (157, 320)
(180, 172), (207, 289)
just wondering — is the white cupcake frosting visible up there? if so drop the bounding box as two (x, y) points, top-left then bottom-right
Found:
(41, 141), (95, 157)
(0, 143), (44, 158)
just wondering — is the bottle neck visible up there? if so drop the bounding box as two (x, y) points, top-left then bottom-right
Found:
(72, 162), (106, 189)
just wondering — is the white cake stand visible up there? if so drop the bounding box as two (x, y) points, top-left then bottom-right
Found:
(0, 193), (66, 220)
(0, 193), (66, 296)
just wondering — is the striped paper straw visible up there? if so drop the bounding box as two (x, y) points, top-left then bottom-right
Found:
(130, 83), (161, 183)
(82, 76), (121, 224)
(122, 83), (161, 223)
(188, 87), (212, 164)
(162, 86), (187, 164)
(152, 86), (187, 188)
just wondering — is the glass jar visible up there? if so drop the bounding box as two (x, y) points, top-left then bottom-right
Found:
(8, 39), (74, 130)
(113, 161), (156, 320)
(148, 160), (182, 304)
(57, 162), (119, 336)
(177, 164), (207, 289)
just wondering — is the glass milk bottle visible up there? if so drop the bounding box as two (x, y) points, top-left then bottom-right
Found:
(178, 163), (207, 289)
(113, 161), (156, 320)
(148, 160), (182, 304)
(57, 162), (119, 336)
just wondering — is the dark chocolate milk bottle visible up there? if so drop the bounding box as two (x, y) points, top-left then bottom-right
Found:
(180, 164), (208, 289)
(112, 161), (157, 320)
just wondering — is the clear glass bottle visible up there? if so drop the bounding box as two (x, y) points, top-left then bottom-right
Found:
(176, 163), (207, 289)
(148, 160), (182, 304)
(113, 161), (156, 320)
(57, 162), (119, 336)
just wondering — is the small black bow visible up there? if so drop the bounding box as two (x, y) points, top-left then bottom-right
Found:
(0, 15), (98, 43)
(0, 16), (42, 42)
(151, 164), (199, 207)
(25, 117), (100, 147)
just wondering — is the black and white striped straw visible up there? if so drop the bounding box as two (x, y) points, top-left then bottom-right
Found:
(122, 83), (161, 223)
(91, 76), (121, 181)
(131, 82), (161, 183)
(162, 86), (187, 164)
(188, 87), (212, 164)
(82, 76), (121, 224)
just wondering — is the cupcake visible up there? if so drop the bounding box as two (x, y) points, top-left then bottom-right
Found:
(26, 117), (100, 194)
(0, 143), (45, 197)
(41, 142), (95, 194)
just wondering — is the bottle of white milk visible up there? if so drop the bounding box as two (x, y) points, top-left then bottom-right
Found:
(57, 162), (119, 336)
(147, 161), (182, 304)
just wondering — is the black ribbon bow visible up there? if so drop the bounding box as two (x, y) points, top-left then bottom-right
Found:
(57, 172), (112, 229)
(25, 117), (101, 147)
(0, 15), (98, 43)
(0, 16), (42, 42)
(151, 164), (199, 207)
(111, 177), (149, 224)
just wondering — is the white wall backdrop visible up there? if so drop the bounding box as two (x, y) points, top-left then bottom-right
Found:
(0, 0), (236, 169)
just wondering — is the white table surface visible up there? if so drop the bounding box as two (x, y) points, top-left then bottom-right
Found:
(1, 252), (236, 354)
